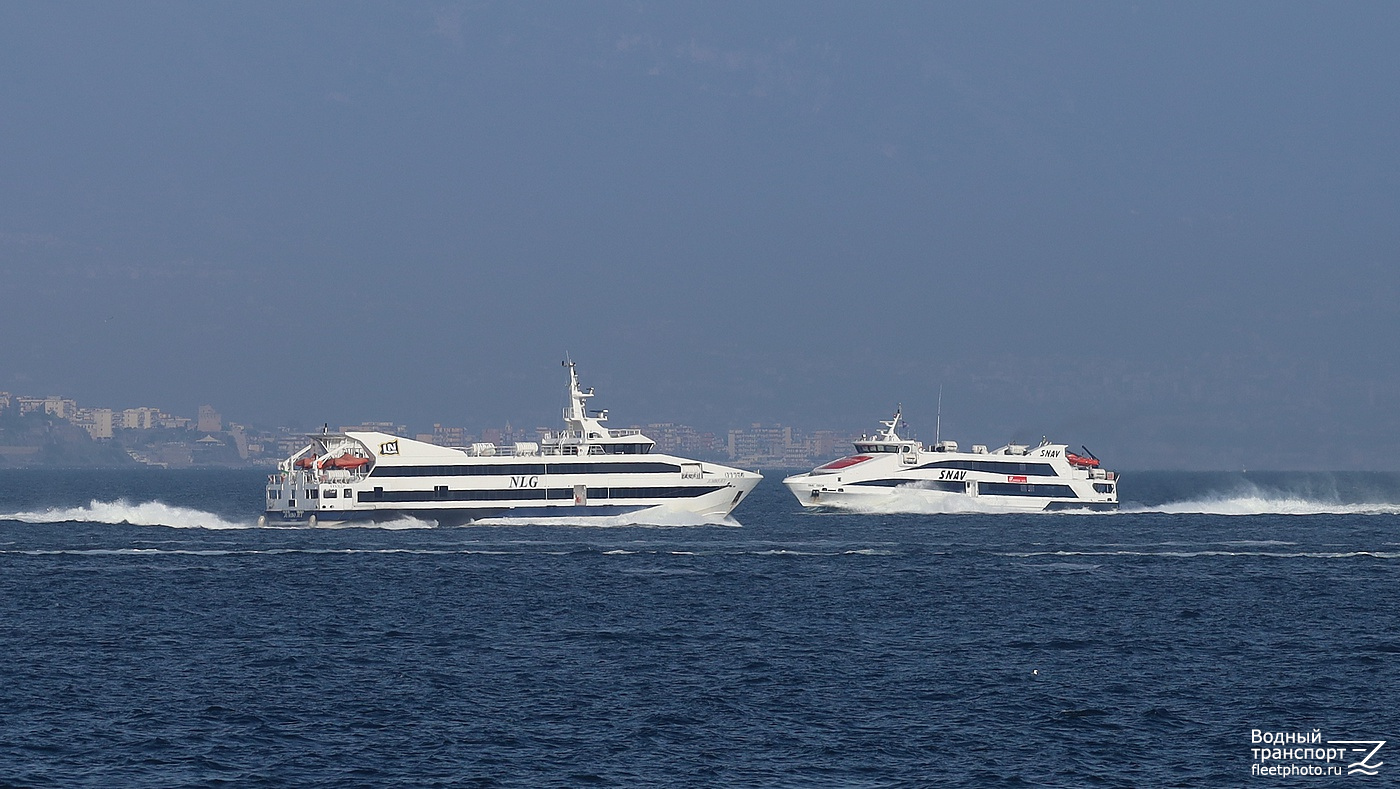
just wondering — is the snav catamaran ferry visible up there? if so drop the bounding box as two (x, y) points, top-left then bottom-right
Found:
(783, 408), (1117, 512)
(261, 361), (761, 526)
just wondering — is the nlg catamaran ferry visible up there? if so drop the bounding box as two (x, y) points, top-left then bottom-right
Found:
(782, 407), (1117, 512)
(261, 361), (761, 526)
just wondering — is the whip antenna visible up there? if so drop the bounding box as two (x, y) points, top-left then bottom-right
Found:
(936, 385), (942, 444)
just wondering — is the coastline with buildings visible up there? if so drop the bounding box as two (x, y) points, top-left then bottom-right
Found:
(0, 391), (865, 470)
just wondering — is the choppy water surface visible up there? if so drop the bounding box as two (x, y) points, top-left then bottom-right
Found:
(2, 469), (1398, 786)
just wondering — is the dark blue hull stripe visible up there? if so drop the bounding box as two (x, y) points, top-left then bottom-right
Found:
(267, 503), (655, 525)
(356, 485), (723, 504)
(852, 479), (966, 492)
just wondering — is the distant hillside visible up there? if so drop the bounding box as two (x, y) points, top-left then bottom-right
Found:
(0, 409), (134, 467)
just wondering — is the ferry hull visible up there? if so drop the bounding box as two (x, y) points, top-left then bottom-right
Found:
(782, 411), (1118, 515)
(784, 477), (1117, 513)
(265, 470), (760, 527)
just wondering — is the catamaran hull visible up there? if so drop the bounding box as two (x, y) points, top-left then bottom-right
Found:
(265, 475), (761, 526)
(783, 478), (1117, 513)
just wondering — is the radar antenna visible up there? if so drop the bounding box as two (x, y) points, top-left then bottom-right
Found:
(560, 356), (607, 442)
(879, 404), (903, 442)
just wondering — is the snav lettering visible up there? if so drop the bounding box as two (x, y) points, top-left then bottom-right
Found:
(938, 469), (967, 481)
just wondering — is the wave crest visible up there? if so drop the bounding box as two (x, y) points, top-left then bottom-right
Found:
(1127, 496), (1400, 516)
(2, 500), (251, 530)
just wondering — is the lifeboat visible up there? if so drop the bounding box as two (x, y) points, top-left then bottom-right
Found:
(1066, 452), (1100, 468)
(294, 456), (318, 469)
(325, 454), (370, 470)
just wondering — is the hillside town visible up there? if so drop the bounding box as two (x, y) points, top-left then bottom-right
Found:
(0, 391), (870, 469)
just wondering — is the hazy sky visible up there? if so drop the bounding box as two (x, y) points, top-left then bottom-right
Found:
(2, 2), (1398, 469)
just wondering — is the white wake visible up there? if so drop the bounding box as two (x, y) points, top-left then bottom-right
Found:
(470, 510), (740, 528)
(2, 500), (252, 530)
(3, 501), (450, 530)
(272, 515), (439, 530)
(0, 499), (738, 530)
(812, 486), (1400, 516)
(829, 488), (1076, 515)
(1126, 494), (1400, 516)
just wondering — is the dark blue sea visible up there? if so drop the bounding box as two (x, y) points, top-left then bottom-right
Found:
(2, 469), (1398, 787)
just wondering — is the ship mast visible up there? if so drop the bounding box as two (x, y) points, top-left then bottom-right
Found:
(935, 385), (942, 444)
(879, 404), (902, 442)
(562, 358), (608, 442)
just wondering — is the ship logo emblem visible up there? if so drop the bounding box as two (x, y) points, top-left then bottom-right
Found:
(380, 441), (399, 455)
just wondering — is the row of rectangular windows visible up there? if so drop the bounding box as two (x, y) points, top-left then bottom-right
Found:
(270, 488), (354, 500)
(911, 460), (1059, 477)
(852, 479), (1078, 497)
(370, 461), (682, 478)
(977, 482), (1078, 498)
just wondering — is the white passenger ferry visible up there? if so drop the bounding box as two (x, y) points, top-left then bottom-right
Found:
(783, 408), (1117, 512)
(261, 361), (761, 526)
